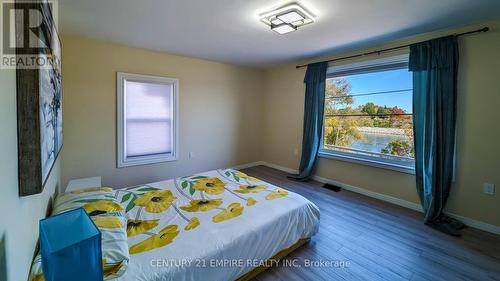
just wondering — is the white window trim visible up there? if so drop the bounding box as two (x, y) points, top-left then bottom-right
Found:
(321, 54), (415, 174)
(116, 72), (179, 168)
(318, 149), (415, 175)
(326, 54), (410, 76)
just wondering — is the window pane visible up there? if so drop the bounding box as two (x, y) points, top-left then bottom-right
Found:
(323, 67), (414, 164)
(324, 116), (414, 159)
(331, 90), (412, 114)
(345, 68), (412, 93)
(125, 80), (173, 157)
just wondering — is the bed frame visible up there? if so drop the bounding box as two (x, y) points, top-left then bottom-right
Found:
(236, 238), (309, 281)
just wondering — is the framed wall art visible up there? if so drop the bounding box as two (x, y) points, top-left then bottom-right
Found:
(15, 0), (62, 196)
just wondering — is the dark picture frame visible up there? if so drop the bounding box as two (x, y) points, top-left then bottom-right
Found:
(16, 0), (62, 196)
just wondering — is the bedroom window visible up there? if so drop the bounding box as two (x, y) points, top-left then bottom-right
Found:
(320, 55), (415, 173)
(117, 72), (178, 168)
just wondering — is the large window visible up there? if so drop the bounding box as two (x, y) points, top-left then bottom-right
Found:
(117, 73), (178, 168)
(320, 55), (415, 173)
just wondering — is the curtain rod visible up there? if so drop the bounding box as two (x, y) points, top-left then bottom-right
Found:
(295, 26), (489, 69)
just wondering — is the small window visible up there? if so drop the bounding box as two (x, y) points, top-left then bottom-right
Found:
(117, 72), (178, 168)
(320, 55), (415, 173)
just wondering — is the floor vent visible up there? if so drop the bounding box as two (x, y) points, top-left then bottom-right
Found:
(323, 183), (342, 192)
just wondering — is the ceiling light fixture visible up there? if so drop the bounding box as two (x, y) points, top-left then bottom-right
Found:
(271, 23), (297, 35)
(260, 3), (315, 35)
(277, 11), (304, 23)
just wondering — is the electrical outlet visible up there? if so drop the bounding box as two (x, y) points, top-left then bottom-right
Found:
(189, 152), (196, 159)
(483, 183), (495, 195)
(293, 148), (299, 156)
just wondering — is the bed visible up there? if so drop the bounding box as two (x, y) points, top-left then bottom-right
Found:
(108, 168), (320, 281)
(32, 168), (318, 281)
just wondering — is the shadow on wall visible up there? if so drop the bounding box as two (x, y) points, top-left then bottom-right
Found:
(0, 232), (7, 281)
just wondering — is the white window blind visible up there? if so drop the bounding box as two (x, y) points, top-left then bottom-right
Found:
(125, 81), (172, 157)
(117, 73), (178, 168)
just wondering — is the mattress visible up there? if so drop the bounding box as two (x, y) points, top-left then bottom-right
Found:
(111, 168), (320, 281)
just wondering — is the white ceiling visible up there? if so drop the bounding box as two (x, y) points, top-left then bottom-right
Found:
(59, 0), (500, 68)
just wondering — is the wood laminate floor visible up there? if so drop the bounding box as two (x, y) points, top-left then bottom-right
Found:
(242, 165), (500, 281)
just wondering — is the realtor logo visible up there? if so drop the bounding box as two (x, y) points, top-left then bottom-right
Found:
(1, 0), (59, 69)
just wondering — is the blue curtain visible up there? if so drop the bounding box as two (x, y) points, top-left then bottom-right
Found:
(290, 62), (328, 181)
(410, 36), (464, 236)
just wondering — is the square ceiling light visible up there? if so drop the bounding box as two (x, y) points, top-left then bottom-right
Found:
(277, 11), (304, 23)
(260, 3), (315, 35)
(271, 23), (297, 34)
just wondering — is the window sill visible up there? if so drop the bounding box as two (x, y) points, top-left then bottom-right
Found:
(318, 151), (415, 175)
(117, 154), (178, 168)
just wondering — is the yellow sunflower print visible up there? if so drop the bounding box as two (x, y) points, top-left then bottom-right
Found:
(127, 219), (159, 237)
(179, 199), (223, 212)
(233, 185), (267, 194)
(266, 188), (289, 200)
(235, 171), (260, 182)
(129, 225), (180, 254)
(246, 197), (256, 206)
(32, 274), (44, 281)
(83, 200), (123, 216)
(69, 187), (113, 194)
(193, 177), (226, 195)
(102, 259), (123, 277)
(92, 216), (123, 229)
(212, 203), (244, 223)
(134, 190), (176, 213)
(184, 217), (200, 231)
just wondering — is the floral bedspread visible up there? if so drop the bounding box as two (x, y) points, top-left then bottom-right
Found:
(111, 169), (320, 281)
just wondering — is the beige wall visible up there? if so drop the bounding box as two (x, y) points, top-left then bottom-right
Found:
(262, 22), (500, 227)
(0, 65), (61, 280)
(60, 36), (265, 188)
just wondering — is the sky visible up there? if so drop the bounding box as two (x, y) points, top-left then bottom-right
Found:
(332, 68), (413, 113)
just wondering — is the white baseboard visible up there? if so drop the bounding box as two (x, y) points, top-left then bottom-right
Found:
(446, 213), (500, 235)
(234, 161), (500, 235)
(258, 162), (298, 174)
(230, 161), (266, 170)
(311, 174), (424, 212)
